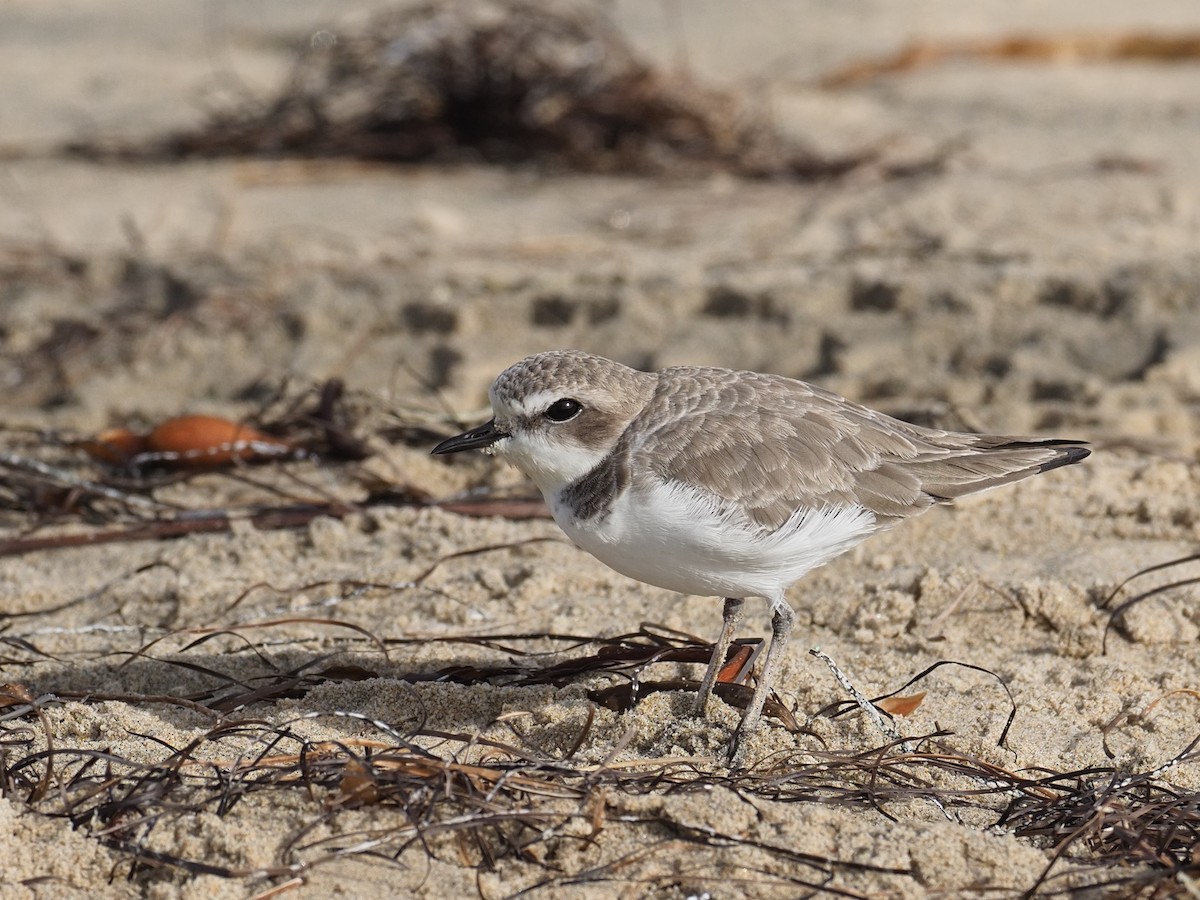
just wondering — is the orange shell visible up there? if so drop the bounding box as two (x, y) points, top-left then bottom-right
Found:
(145, 415), (291, 468)
(80, 428), (149, 464)
(876, 691), (927, 717)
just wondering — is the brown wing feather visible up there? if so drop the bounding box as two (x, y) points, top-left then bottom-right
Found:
(630, 367), (1088, 531)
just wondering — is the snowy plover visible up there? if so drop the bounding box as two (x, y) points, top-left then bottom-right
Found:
(433, 350), (1089, 758)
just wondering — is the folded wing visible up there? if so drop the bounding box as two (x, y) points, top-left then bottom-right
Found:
(632, 368), (1089, 531)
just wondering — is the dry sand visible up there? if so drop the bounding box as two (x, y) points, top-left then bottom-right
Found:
(1, 1), (1199, 897)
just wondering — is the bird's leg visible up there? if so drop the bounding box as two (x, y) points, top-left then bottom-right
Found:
(728, 601), (795, 764)
(693, 597), (745, 716)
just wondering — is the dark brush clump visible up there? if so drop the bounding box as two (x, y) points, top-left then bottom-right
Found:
(135, 0), (862, 178)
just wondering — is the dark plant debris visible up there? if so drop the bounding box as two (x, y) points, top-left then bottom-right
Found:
(3, 379), (1198, 894)
(0, 379), (552, 556)
(1099, 552), (1200, 653)
(71, 0), (867, 180)
(3, 691), (1197, 895)
(101, 620), (783, 723)
(3, 606), (1199, 895)
(817, 658), (1019, 748)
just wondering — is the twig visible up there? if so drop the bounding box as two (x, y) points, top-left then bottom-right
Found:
(810, 648), (952, 822)
(0, 451), (168, 511)
(0, 493), (550, 558)
(809, 648), (905, 749)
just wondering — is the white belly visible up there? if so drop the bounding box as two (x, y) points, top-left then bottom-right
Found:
(548, 479), (877, 602)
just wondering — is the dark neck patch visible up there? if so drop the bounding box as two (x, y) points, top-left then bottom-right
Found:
(560, 448), (629, 521)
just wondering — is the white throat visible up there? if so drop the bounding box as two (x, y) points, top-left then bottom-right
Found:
(496, 431), (608, 495)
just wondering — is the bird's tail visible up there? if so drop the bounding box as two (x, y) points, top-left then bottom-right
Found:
(914, 438), (1090, 501)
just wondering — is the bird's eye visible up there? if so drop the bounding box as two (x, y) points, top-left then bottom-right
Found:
(544, 398), (582, 422)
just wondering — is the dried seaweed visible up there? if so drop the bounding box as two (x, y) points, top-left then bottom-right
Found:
(1001, 735), (1200, 898)
(3, 607), (1199, 896)
(81, 620), (789, 725)
(0, 388), (550, 557)
(77, 0), (863, 180)
(3, 409), (1198, 895)
(5, 693), (1197, 896)
(817, 657), (1018, 748)
(1099, 552), (1200, 653)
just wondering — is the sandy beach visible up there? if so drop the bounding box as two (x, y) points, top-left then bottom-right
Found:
(2, 1), (1199, 897)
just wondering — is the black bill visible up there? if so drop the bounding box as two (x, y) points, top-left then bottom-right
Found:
(431, 419), (508, 455)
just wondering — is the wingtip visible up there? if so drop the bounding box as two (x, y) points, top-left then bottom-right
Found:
(1038, 443), (1091, 474)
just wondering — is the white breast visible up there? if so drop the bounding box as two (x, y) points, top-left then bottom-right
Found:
(548, 478), (877, 603)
